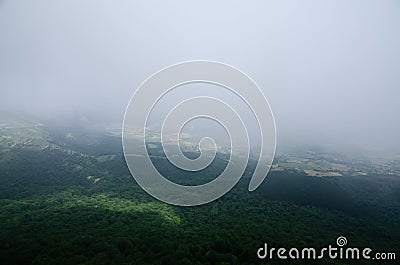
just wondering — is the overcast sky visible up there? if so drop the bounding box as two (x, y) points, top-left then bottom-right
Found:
(0, 0), (399, 151)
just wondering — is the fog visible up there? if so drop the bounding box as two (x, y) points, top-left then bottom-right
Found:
(0, 0), (399, 152)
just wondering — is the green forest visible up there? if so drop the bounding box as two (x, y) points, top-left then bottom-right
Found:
(0, 125), (399, 265)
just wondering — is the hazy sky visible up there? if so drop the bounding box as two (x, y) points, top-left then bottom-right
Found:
(0, 0), (399, 151)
